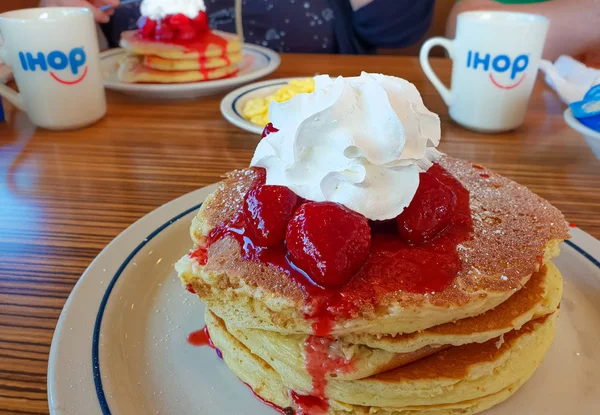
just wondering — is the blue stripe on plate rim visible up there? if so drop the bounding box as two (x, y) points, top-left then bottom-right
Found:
(92, 203), (202, 415)
(91, 210), (600, 414)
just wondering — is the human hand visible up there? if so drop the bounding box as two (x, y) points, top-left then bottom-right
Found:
(40, 0), (120, 23)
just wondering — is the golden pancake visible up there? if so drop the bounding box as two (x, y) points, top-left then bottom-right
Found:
(176, 157), (569, 336)
(224, 318), (443, 382)
(118, 56), (239, 83)
(120, 29), (242, 60)
(209, 263), (561, 384)
(342, 261), (562, 352)
(206, 310), (556, 414)
(143, 52), (242, 71)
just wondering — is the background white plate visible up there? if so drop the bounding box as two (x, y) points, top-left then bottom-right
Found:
(220, 77), (304, 134)
(48, 187), (600, 414)
(100, 45), (280, 100)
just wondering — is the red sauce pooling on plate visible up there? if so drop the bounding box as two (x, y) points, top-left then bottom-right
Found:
(187, 325), (214, 347)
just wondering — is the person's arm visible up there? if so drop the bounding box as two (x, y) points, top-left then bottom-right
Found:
(40, 0), (119, 23)
(446, 0), (600, 60)
(350, 0), (436, 49)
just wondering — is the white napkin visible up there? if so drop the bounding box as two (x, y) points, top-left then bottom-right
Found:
(539, 55), (600, 104)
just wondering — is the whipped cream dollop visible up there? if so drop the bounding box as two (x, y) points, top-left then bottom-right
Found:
(250, 72), (442, 221)
(140, 0), (206, 20)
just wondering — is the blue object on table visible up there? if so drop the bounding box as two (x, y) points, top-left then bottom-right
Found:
(570, 100), (600, 119)
(584, 84), (600, 100)
(569, 85), (600, 133)
(0, 99), (4, 123)
(579, 116), (600, 131)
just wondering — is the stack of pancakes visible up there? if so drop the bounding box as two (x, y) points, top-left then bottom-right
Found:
(176, 156), (570, 414)
(118, 30), (242, 83)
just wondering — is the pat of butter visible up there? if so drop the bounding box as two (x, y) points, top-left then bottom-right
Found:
(241, 78), (315, 127)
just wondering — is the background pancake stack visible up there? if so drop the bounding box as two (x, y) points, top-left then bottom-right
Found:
(176, 157), (570, 414)
(118, 30), (242, 83)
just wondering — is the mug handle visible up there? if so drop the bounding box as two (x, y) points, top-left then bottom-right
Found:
(0, 46), (26, 111)
(419, 37), (454, 106)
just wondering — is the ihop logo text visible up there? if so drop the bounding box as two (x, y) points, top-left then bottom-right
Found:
(466, 50), (529, 90)
(18, 47), (88, 85)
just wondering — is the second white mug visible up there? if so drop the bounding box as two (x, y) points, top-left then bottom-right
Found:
(0, 7), (106, 130)
(420, 11), (549, 133)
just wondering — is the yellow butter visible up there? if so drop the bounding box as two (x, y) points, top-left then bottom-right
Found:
(241, 78), (315, 127)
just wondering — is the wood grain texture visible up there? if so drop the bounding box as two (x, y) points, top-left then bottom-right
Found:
(0, 54), (599, 413)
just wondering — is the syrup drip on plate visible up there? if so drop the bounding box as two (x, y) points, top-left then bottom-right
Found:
(187, 325), (214, 347)
(187, 325), (223, 358)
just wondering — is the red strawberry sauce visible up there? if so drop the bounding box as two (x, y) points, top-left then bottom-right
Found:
(187, 325), (214, 347)
(188, 163), (473, 414)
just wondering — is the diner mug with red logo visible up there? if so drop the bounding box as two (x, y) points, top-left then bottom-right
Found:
(420, 11), (549, 132)
(0, 7), (106, 130)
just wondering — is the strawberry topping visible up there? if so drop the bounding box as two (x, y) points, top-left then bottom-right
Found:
(243, 185), (299, 247)
(286, 202), (371, 288)
(395, 171), (456, 245)
(138, 11), (211, 41)
(261, 122), (279, 138)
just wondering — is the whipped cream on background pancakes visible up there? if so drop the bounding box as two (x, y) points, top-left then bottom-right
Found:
(251, 72), (442, 221)
(141, 0), (206, 20)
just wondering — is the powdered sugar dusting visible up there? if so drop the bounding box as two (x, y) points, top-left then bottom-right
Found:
(193, 156), (570, 323)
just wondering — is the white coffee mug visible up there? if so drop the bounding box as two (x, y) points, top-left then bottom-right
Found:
(420, 11), (549, 132)
(0, 8), (106, 130)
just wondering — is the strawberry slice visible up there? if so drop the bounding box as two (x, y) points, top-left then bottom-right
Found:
(191, 11), (209, 33)
(261, 122), (279, 138)
(169, 13), (190, 28)
(177, 24), (197, 40)
(154, 21), (175, 41)
(243, 185), (299, 247)
(286, 202), (371, 288)
(395, 171), (456, 245)
(137, 16), (157, 39)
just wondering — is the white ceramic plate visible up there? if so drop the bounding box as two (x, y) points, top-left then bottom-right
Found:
(564, 108), (600, 160)
(220, 77), (304, 134)
(100, 45), (280, 100)
(48, 186), (600, 415)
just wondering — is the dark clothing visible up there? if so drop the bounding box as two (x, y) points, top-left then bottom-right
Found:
(102, 0), (434, 54)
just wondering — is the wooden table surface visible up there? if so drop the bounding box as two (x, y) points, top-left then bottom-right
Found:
(1, 54), (599, 414)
